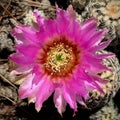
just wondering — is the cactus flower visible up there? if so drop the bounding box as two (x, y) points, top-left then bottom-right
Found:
(9, 6), (113, 114)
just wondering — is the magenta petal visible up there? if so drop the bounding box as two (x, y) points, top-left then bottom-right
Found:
(66, 20), (81, 45)
(82, 53), (111, 73)
(66, 5), (76, 20)
(11, 27), (27, 44)
(75, 69), (105, 93)
(10, 65), (32, 75)
(89, 40), (112, 52)
(18, 74), (35, 98)
(43, 19), (58, 36)
(74, 72), (97, 91)
(19, 74), (46, 99)
(96, 53), (115, 59)
(9, 53), (33, 66)
(88, 30), (107, 46)
(35, 78), (54, 112)
(69, 77), (88, 99)
(32, 19), (58, 46)
(11, 25), (40, 46)
(34, 12), (58, 44)
(93, 75), (108, 84)
(81, 30), (107, 49)
(54, 88), (67, 115)
(62, 84), (77, 111)
(15, 44), (39, 59)
(81, 18), (97, 33)
(56, 5), (76, 22)
(81, 18), (97, 29)
(34, 12), (45, 28)
(56, 5), (76, 34)
(56, 12), (69, 33)
(36, 20), (58, 43)
(76, 96), (86, 106)
(77, 19), (97, 47)
(32, 72), (44, 85)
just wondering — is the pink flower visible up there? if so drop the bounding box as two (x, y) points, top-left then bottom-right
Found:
(9, 6), (113, 114)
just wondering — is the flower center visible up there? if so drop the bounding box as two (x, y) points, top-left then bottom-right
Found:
(38, 36), (80, 80)
(46, 43), (73, 74)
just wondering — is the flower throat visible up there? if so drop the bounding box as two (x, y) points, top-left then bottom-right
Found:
(38, 36), (80, 78)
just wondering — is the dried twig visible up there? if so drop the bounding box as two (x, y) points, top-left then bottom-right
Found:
(0, 94), (16, 105)
(21, 0), (55, 10)
(0, 59), (8, 62)
(0, 1), (21, 25)
(0, 73), (17, 89)
(2, 0), (12, 16)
